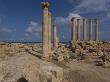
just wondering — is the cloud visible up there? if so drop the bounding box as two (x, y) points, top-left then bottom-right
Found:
(72, 0), (110, 14)
(54, 13), (82, 26)
(53, 13), (83, 42)
(25, 21), (41, 33)
(23, 21), (42, 39)
(0, 28), (16, 33)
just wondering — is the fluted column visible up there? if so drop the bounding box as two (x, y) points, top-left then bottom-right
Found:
(53, 25), (58, 49)
(48, 12), (51, 53)
(83, 17), (86, 41)
(41, 2), (49, 58)
(95, 18), (99, 42)
(77, 19), (80, 41)
(89, 17), (93, 41)
(71, 17), (75, 42)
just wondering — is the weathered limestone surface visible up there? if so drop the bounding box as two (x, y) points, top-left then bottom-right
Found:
(89, 18), (93, 41)
(41, 2), (49, 58)
(0, 53), (63, 82)
(53, 25), (58, 49)
(48, 12), (52, 53)
(70, 17), (76, 48)
(77, 19), (81, 41)
(0, 43), (110, 82)
(83, 17), (86, 41)
(71, 17), (76, 42)
(95, 18), (99, 42)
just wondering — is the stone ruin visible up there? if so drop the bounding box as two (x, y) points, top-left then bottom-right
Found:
(0, 1), (110, 82)
(41, 1), (110, 68)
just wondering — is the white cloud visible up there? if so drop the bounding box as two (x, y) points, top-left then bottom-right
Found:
(0, 28), (16, 33)
(73, 0), (110, 13)
(23, 21), (42, 39)
(54, 13), (82, 25)
(25, 21), (41, 33)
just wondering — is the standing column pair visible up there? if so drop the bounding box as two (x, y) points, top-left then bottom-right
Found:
(89, 17), (99, 42)
(71, 17), (81, 42)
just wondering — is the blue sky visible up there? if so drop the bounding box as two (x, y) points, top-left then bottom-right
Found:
(0, 0), (110, 42)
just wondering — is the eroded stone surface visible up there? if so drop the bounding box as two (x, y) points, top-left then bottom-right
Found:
(0, 43), (110, 82)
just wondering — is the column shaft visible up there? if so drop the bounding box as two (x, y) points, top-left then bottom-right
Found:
(83, 17), (86, 41)
(48, 12), (51, 53)
(71, 17), (75, 41)
(53, 25), (58, 49)
(95, 18), (99, 41)
(89, 18), (92, 41)
(41, 2), (49, 57)
(77, 19), (80, 41)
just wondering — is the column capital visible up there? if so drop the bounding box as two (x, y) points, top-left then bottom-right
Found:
(71, 17), (75, 21)
(41, 2), (49, 9)
(77, 18), (80, 20)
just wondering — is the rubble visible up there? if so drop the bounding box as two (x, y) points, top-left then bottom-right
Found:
(0, 42), (110, 82)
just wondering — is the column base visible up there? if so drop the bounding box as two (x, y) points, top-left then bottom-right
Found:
(69, 40), (76, 48)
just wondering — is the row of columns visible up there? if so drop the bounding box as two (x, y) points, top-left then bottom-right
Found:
(41, 1), (99, 58)
(71, 17), (99, 42)
(41, 2), (58, 58)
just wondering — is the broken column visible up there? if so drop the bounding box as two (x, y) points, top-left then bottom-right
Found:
(41, 2), (49, 58)
(89, 17), (93, 41)
(53, 25), (58, 49)
(77, 18), (81, 41)
(48, 12), (51, 53)
(95, 18), (99, 42)
(83, 17), (86, 41)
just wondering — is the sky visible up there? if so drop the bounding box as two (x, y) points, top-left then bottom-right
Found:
(0, 0), (110, 42)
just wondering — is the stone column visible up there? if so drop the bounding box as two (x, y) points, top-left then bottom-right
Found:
(48, 12), (51, 53)
(83, 17), (86, 41)
(89, 17), (93, 41)
(77, 19), (80, 41)
(56, 36), (59, 47)
(71, 17), (75, 42)
(95, 18), (99, 42)
(53, 25), (58, 49)
(41, 2), (49, 58)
